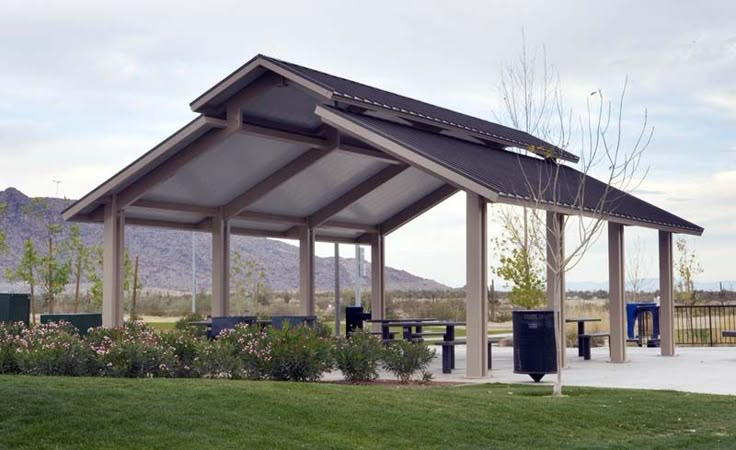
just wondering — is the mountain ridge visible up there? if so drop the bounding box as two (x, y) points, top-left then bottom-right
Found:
(0, 188), (450, 293)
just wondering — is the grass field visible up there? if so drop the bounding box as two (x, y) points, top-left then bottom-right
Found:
(0, 376), (734, 449)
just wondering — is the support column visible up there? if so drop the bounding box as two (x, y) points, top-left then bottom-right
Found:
(546, 211), (566, 366)
(370, 234), (385, 322)
(465, 192), (488, 378)
(102, 197), (125, 328)
(299, 226), (315, 316)
(659, 231), (675, 356)
(211, 213), (230, 317)
(608, 223), (627, 363)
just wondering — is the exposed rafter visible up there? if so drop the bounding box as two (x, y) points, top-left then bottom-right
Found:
(378, 184), (458, 236)
(237, 118), (401, 164)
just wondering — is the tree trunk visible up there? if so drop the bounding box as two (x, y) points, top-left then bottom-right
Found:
(47, 237), (54, 314)
(131, 256), (139, 320)
(74, 257), (81, 313)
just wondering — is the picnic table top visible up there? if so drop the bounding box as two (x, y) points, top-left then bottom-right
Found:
(188, 319), (272, 326)
(375, 320), (466, 327)
(722, 330), (736, 337)
(366, 318), (439, 323)
(565, 317), (602, 323)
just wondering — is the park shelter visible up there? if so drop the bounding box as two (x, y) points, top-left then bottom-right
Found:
(63, 54), (703, 377)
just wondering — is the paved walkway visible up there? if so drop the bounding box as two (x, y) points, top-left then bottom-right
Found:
(326, 345), (736, 395)
(433, 345), (736, 395)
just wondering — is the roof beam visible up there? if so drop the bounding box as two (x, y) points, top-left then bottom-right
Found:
(222, 147), (334, 218)
(379, 184), (459, 235)
(307, 164), (409, 228)
(238, 119), (401, 164)
(132, 199), (217, 216)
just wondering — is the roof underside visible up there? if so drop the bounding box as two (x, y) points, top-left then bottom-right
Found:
(63, 54), (703, 238)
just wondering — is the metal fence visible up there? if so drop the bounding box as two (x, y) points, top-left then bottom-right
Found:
(675, 305), (736, 346)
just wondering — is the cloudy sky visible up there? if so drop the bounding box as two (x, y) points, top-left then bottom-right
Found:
(1, 1), (735, 288)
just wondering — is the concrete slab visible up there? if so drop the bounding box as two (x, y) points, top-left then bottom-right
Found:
(324, 345), (736, 395)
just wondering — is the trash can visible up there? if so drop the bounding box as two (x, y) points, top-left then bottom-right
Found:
(40, 313), (102, 336)
(345, 306), (371, 337)
(0, 294), (31, 326)
(513, 310), (557, 382)
(626, 302), (660, 346)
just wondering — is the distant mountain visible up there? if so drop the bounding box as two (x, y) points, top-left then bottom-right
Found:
(0, 188), (449, 293)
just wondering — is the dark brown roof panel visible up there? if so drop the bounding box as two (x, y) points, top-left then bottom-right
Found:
(261, 55), (579, 162)
(329, 109), (703, 235)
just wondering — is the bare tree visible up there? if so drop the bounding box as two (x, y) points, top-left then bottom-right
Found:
(497, 36), (652, 397)
(627, 236), (652, 301)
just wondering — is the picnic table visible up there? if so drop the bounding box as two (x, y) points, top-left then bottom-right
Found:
(723, 330), (736, 338)
(566, 317), (602, 357)
(367, 319), (462, 342)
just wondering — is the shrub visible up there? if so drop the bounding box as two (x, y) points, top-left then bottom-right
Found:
(89, 321), (176, 378)
(333, 329), (383, 382)
(161, 329), (202, 377)
(0, 322), (26, 374)
(15, 322), (95, 376)
(382, 340), (434, 383)
(175, 313), (208, 338)
(267, 324), (333, 382)
(194, 324), (272, 380)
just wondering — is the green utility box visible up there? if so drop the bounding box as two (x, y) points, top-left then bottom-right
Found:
(40, 313), (102, 335)
(0, 294), (31, 326)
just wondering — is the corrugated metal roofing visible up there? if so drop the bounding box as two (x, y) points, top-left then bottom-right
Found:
(261, 55), (578, 162)
(324, 108), (703, 235)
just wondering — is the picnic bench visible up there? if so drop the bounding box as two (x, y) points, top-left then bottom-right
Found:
(579, 332), (610, 360)
(431, 334), (512, 374)
(722, 330), (736, 338)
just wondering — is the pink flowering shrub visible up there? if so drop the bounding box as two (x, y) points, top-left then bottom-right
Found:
(161, 330), (200, 377)
(195, 324), (272, 380)
(14, 322), (95, 376)
(0, 322), (26, 373)
(87, 322), (176, 378)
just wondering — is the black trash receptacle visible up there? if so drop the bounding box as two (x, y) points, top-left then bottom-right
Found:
(345, 306), (371, 337)
(40, 313), (102, 336)
(513, 310), (557, 382)
(0, 294), (31, 326)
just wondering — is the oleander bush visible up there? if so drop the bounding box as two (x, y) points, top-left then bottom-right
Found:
(15, 322), (96, 376)
(333, 329), (383, 382)
(267, 324), (333, 381)
(381, 340), (435, 383)
(195, 324), (272, 380)
(0, 320), (438, 383)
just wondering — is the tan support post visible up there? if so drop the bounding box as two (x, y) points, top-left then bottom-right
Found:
(659, 231), (675, 356)
(370, 234), (385, 322)
(466, 192), (489, 378)
(102, 196), (125, 328)
(299, 226), (315, 315)
(608, 223), (627, 363)
(211, 212), (230, 317)
(546, 211), (566, 366)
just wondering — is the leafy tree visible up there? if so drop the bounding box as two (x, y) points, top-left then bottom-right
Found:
(84, 246), (137, 314)
(60, 224), (90, 313)
(492, 217), (546, 309)
(231, 251), (270, 314)
(4, 240), (40, 324)
(22, 199), (71, 314)
(675, 237), (703, 305)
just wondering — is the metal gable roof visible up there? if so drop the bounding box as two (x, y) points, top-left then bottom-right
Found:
(192, 54), (579, 162)
(317, 107), (704, 236)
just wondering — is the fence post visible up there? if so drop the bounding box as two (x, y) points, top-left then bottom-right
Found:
(708, 307), (714, 347)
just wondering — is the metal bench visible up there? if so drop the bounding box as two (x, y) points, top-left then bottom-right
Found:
(431, 339), (496, 374)
(579, 332), (610, 360)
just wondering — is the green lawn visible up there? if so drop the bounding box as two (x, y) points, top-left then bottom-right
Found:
(1, 377), (734, 449)
(146, 322), (176, 331)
